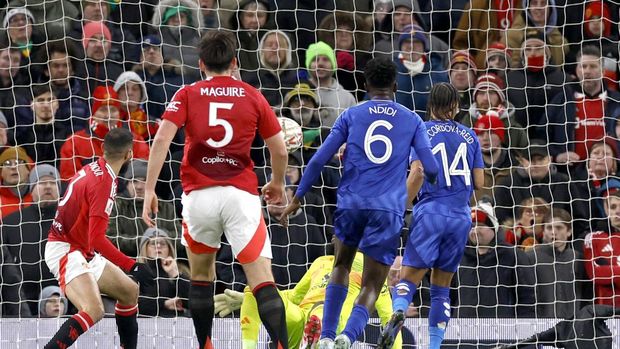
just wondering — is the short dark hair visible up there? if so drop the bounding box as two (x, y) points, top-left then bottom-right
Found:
(427, 83), (459, 121)
(543, 207), (572, 230)
(31, 83), (53, 99)
(364, 58), (397, 89)
(103, 128), (134, 161)
(38, 40), (79, 72)
(198, 31), (237, 73)
(577, 45), (601, 62)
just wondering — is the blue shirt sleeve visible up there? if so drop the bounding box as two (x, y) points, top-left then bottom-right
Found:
(409, 148), (419, 163)
(410, 117), (438, 182)
(295, 113), (348, 198)
(473, 136), (484, 169)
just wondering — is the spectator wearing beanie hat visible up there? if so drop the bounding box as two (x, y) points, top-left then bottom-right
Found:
(38, 285), (68, 317)
(463, 73), (527, 150)
(59, 86), (150, 180)
(506, 29), (565, 140)
(374, 0), (450, 69)
(81, 21), (123, 94)
(449, 50), (477, 122)
(2, 163), (59, 314)
(395, 24), (449, 119)
(67, 0), (140, 70)
(472, 112), (513, 203)
(2, 7), (38, 62)
(107, 159), (180, 257)
(113, 71), (159, 141)
(0, 146), (33, 218)
(151, 0), (204, 83)
(506, 0), (568, 68)
(136, 227), (190, 317)
(305, 41), (356, 128)
(484, 42), (512, 78)
(581, 1), (619, 92)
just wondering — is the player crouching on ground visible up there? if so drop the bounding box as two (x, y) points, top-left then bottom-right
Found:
(214, 249), (403, 349)
(44, 128), (155, 349)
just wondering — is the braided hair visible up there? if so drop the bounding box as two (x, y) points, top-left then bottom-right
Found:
(426, 83), (460, 121)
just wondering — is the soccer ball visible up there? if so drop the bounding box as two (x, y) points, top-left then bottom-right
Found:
(278, 117), (303, 153)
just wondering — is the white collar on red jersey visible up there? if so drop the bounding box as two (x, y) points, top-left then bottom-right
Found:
(104, 162), (116, 180)
(204, 75), (236, 81)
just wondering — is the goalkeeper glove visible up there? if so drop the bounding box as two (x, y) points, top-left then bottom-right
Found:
(129, 262), (156, 288)
(214, 289), (244, 317)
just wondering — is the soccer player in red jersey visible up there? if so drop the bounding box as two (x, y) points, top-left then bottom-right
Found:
(142, 31), (289, 349)
(44, 128), (155, 349)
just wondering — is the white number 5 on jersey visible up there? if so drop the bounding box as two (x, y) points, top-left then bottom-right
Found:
(364, 120), (393, 164)
(206, 102), (234, 148)
(432, 142), (471, 186)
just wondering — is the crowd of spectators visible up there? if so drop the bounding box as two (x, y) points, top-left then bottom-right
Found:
(0, 0), (618, 326)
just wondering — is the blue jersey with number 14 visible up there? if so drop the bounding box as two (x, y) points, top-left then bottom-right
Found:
(295, 100), (433, 216)
(411, 120), (484, 208)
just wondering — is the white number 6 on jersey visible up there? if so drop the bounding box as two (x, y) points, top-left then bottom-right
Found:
(207, 102), (234, 148)
(364, 120), (393, 164)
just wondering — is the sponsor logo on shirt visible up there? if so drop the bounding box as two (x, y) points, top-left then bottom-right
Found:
(105, 198), (114, 216)
(52, 220), (63, 232)
(166, 101), (181, 112)
(202, 151), (239, 167)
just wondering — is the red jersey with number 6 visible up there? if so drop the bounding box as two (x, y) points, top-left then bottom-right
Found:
(48, 158), (118, 259)
(162, 76), (281, 195)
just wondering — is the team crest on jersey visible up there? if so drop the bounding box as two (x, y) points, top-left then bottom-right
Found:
(166, 101), (181, 112)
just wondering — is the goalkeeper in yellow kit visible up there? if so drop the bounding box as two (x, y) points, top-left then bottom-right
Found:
(214, 252), (402, 349)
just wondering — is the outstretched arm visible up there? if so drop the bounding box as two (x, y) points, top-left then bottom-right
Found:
(142, 119), (178, 227)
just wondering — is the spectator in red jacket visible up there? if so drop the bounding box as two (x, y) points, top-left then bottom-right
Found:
(584, 183), (620, 307)
(0, 146), (33, 218)
(59, 85), (149, 180)
(113, 71), (158, 141)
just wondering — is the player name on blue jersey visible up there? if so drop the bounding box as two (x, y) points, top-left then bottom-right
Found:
(368, 105), (397, 117)
(412, 120), (483, 207)
(426, 122), (476, 144)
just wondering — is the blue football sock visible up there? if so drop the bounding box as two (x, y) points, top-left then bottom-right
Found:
(391, 279), (417, 313)
(321, 283), (348, 340)
(428, 284), (451, 349)
(341, 305), (369, 344)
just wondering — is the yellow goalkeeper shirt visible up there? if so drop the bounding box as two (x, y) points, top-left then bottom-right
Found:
(240, 252), (401, 348)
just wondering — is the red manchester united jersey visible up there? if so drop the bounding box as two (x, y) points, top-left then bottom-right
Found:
(584, 231), (620, 307)
(162, 76), (281, 195)
(48, 158), (118, 259)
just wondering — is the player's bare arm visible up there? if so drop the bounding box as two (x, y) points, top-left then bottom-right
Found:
(473, 167), (484, 190)
(406, 160), (424, 207)
(279, 196), (301, 228)
(142, 119), (178, 227)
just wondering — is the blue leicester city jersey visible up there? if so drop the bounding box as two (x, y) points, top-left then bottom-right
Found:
(335, 100), (431, 214)
(295, 99), (433, 215)
(411, 120), (484, 208)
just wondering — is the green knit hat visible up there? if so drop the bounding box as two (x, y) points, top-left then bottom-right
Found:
(305, 41), (337, 71)
(162, 6), (192, 26)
